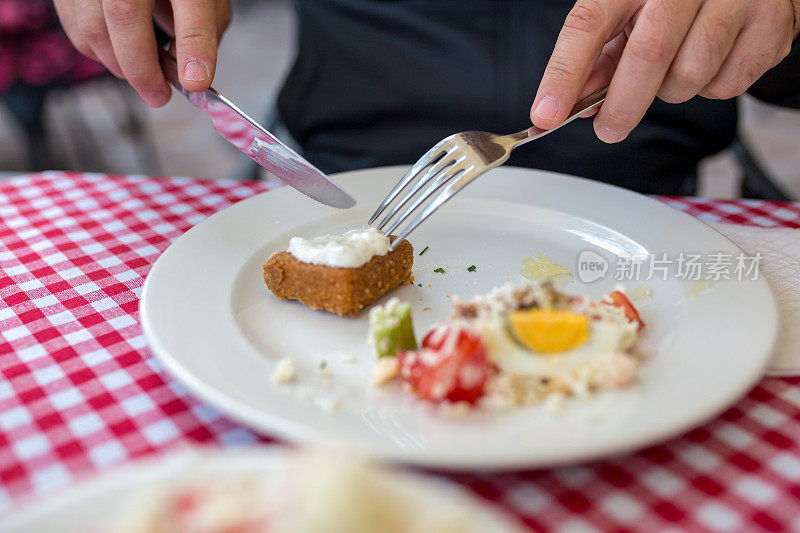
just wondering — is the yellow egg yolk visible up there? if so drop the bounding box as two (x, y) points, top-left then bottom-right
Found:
(509, 308), (590, 354)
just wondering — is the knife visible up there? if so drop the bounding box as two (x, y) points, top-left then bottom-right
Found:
(155, 46), (355, 209)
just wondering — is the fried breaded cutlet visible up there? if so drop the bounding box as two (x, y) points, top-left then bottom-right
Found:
(263, 239), (413, 317)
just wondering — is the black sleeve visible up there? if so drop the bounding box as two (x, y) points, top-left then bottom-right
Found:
(747, 35), (800, 108)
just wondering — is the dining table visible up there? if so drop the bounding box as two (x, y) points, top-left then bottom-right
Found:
(1, 170), (800, 532)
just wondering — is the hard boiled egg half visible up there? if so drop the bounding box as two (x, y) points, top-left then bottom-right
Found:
(474, 307), (638, 376)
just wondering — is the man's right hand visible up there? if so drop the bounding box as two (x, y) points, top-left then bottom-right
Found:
(53, 0), (231, 107)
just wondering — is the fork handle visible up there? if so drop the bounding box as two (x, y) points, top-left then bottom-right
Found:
(509, 85), (609, 146)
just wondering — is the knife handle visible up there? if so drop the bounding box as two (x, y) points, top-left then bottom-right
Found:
(152, 25), (189, 96)
(157, 48), (188, 96)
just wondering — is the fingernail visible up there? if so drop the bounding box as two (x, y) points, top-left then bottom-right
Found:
(533, 95), (559, 120)
(184, 60), (208, 82)
(141, 90), (170, 107)
(596, 125), (624, 143)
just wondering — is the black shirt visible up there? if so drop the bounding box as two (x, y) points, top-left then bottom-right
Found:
(277, 0), (800, 194)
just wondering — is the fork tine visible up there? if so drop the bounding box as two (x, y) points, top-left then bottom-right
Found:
(384, 162), (468, 236)
(368, 140), (451, 225)
(390, 167), (472, 248)
(376, 150), (462, 231)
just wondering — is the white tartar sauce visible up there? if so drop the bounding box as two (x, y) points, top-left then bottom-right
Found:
(287, 227), (390, 268)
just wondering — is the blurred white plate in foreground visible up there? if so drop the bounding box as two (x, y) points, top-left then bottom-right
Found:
(4, 447), (524, 532)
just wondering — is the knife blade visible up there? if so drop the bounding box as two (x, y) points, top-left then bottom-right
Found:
(156, 49), (355, 209)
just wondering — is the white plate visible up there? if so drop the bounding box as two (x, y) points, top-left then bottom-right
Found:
(3, 448), (523, 532)
(140, 166), (777, 470)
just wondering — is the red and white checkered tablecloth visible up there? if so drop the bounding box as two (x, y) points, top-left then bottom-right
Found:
(1, 172), (800, 532)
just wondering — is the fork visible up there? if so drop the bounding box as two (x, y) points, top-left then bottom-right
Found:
(369, 86), (608, 247)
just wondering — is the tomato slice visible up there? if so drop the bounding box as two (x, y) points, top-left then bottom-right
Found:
(605, 291), (645, 330)
(397, 325), (490, 405)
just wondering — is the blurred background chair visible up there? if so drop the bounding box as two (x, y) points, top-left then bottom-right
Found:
(698, 98), (800, 201)
(2, 78), (162, 175)
(0, 0), (161, 176)
(732, 138), (793, 201)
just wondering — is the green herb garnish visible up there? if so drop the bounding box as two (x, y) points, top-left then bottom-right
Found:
(319, 360), (328, 371)
(467, 265), (476, 272)
(433, 267), (445, 274)
(418, 283), (422, 287)
(419, 246), (429, 256)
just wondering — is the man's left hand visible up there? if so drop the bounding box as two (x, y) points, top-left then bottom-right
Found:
(531, 0), (800, 143)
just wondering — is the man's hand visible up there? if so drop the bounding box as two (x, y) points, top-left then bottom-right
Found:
(531, 0), (800, 143)
(53, 0), (232, 107)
